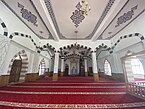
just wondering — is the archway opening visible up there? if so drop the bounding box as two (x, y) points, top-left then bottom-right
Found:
(104, 60), (112, 76)
(59, 44), (92, 77)
(9, 55), (22, 83)
(124, 58), (145, 82)
(130, 58), (144, 81)
(8, 50), (28, 83)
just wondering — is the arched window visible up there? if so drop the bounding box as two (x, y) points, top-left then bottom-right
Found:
(131, 59), (144, 75)
(38, 59), (45, 75)
(104, 60), (112, 76)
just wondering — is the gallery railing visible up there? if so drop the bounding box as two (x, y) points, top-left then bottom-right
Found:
(127, 82), (145, 100)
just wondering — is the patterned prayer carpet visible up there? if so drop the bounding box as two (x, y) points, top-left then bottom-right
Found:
(0, 76), (144, 109)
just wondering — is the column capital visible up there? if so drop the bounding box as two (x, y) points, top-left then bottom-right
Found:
(61, 57), (65, 59)
(91, 51), (96, 53)
(55, 52), (60, 54)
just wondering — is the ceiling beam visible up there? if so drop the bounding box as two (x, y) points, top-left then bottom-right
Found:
(32, 0), (59, 41)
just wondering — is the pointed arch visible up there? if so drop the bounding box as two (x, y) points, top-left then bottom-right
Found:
(104, 59), (112, 76)
(59, 43), (92, 58)
(110, 33), (145, 53)
(9, 32), (38, 48)
(7, 50), (28, 81)
(38, 58), (46, 75)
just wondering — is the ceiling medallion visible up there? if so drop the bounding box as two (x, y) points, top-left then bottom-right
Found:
(70, 0), (91, 27)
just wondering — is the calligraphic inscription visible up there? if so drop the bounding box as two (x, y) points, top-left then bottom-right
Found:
(18, 2), (38, 27)
(115, 5), (138, 27)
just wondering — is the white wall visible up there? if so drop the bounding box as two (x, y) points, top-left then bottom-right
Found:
(0, 2), (39, 48)
(111, 11), (145, 49)
(2, 40), (31, 75)
(0, 24), (3, 35)
(0, 35), (10, 73)
(97, 12), (145, 74)
(1, 39), (51, 76)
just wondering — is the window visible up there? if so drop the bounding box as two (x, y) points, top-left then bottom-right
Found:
(131, 59), (144, 74)
(104, 60), (112, 76)
(38, 59), (45, 75)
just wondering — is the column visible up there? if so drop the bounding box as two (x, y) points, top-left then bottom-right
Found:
(60, 57), (64, 76)
(84, 57), (88, 76)
(52, 52), (59, 81)
(49, 58), (54, 76)
(92, 52), (99, 81)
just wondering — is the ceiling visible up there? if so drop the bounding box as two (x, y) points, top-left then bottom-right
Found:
(50, 0), (109, 39)
(1, 0), (145, 41)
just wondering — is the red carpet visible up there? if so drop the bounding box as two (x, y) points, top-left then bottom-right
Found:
(24, 76), (117, 83)
(0, 76), (144, 109)
(0, 87), (126, 92)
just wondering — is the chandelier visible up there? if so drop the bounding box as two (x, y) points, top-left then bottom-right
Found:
(70, 0), (91, 27)
(79, 0), (91, 16)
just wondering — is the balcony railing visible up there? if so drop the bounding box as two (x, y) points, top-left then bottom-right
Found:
(127, 82), (145, 100)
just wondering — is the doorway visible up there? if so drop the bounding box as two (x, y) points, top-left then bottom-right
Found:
(122, 51), (145, 83)
(71, 62), (77, 75)
(9, 59), (22, 83)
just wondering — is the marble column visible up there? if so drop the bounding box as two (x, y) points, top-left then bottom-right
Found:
(52, 52), (59, 81)
(92, 52), (99, 81)
(60, 57), (64, 76)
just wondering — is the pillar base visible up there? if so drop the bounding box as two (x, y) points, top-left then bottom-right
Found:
(52, 73), (58, 81)
(60, 72), (64, 77)
(85, 72), (88, 77)
(0, 75), (10, 86)
(93, 73), (99, 81)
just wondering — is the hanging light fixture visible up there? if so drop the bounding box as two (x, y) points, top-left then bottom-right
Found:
(74, 30), (78, 45)
(80, 0), (91, 16)
(72, 30), (78, 55)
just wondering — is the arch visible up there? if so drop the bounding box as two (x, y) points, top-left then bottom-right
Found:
(38, 43), (56, 55)
(9, 32), (38, 49)
(0, 18), (8, 36)
(96, 43), (111, 58)
(7, 50), (28, 82)
(96, 43), (111, 50)
(110, 33), (145, 53)
(59, 43), (92, 58)
(59, 43), (91, 51)
(104, 59), (112, 76)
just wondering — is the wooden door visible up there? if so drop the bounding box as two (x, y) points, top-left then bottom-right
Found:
(9, 60), (22, 83)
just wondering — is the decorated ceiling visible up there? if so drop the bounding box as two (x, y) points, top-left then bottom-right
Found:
(1, 0), (145, 41)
